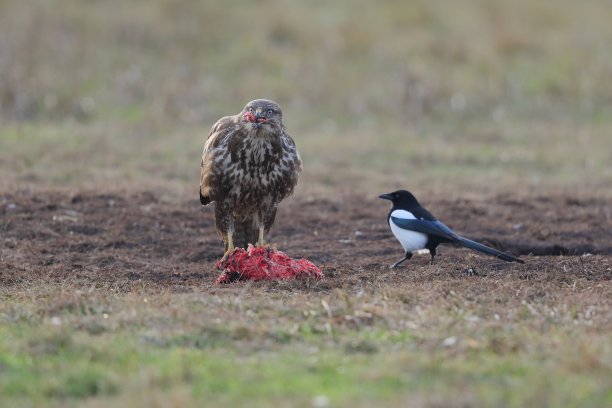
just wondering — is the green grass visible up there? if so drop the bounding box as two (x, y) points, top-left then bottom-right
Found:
(1, 287), (609, 407)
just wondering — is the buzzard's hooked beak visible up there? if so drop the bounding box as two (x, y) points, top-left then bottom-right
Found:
(245, 108), (268, 128)
(255, 108), (267, 124)
(378, 193), (393, 201)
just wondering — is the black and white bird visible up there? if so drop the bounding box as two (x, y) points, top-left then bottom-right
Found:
(379, 190), (524, 268)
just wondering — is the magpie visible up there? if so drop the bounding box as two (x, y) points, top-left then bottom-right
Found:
(379, 190), (524, 268)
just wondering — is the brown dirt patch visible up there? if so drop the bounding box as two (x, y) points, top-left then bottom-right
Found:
(1, 189), (611, 291)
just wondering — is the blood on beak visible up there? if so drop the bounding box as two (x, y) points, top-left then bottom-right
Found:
(244, 112), (256, 122)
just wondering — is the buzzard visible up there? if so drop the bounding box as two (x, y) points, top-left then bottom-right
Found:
(200, 99), (302, 255)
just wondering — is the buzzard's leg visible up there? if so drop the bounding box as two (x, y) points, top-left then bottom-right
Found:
(257, 205), (277, 247)
(224, 231), (235, 256)
(255, 209), (266, 247)
(217, 201), (235, 257)
(222, 228), (235, 258)
(257, 225), (265, 247)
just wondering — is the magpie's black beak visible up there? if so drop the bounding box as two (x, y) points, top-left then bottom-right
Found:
(378, 193), (393, 201)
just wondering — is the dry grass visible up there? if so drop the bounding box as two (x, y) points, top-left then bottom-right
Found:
(1, 263), (610, 407)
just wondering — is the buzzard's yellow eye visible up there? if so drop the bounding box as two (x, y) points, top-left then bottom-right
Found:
(267, 109), (274, 115)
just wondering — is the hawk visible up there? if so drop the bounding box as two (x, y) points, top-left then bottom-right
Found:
(200, 99), (302, 255)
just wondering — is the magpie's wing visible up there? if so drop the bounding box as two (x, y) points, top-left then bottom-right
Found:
(390, 217), (525, 263)
(390, 217), (459, 242)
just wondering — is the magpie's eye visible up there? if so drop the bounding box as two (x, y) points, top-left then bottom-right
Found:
(267, 109), (274, 115)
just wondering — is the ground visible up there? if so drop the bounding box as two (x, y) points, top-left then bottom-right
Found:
(1, 0), (612, 406)
(2, 189), (611, 287)
(1, 188), (610, 407)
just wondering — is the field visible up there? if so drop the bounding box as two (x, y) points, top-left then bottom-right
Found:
(1, 0), (611, 407)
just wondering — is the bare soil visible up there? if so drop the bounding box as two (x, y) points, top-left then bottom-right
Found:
(1, 189), (611, 290)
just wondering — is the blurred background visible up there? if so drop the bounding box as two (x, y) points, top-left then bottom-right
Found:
(1, 0), (611, 196)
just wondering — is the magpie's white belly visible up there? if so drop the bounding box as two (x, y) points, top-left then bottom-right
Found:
(389, 209), (428, 253)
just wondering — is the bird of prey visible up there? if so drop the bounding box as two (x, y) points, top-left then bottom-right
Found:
(200, 99), (302, 255)
(379, 190), (524, 268)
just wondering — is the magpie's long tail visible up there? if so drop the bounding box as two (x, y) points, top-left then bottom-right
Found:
(457, 236), (524, 263)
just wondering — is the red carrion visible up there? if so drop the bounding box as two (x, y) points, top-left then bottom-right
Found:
(215, 245), (323, 284)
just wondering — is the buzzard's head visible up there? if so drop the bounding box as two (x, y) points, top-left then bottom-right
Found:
(241, 99), (283, 132)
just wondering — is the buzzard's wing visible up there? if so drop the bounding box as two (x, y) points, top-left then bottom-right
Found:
(200, 116), (235, 205)
(278, 129), (302, 197)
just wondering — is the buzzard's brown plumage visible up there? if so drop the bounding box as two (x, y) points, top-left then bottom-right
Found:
(200, 99), (302, 254)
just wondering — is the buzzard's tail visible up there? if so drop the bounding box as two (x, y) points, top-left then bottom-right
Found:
(233, 219), (258, 250)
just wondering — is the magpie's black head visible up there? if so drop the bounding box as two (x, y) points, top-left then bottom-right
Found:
(378, 190), (421, 208)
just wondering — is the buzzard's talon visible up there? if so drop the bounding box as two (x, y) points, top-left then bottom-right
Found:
(221, 245), (237, 261)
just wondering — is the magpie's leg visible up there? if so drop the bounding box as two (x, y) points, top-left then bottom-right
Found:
(426, 243), (439, 265)
(390, 252), (412, 269)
